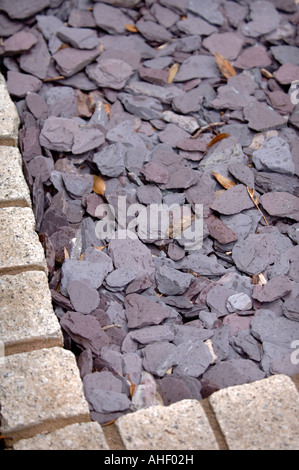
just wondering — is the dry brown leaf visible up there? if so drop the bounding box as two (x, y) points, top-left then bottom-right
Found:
(103, 102), (110, 116)
(167, 63), (179, 84)
(261, 68), (273, 79)
(63, 247), (70, 259)
(247, 186), (269, 226)
(93, 174), (106, 196)
(252, 273), (267, 285)
(94, 244), (109, 252)
(125, 24), (138, 33)
(211, 171), (236, 190)
(207, 132), (230, 149)
(214, 51), (236, 79)
(102, 324), (121, 331)
(78, 253), (85, 261)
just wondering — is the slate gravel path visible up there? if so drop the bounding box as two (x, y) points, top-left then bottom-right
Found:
(1, 0), (299, 425)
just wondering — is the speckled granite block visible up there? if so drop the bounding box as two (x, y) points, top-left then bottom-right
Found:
(0, 146), (31, 208)
(209, 374), (299, 450)
(13, 422), (109, 450)
(116, 399), (219, 450)
(0, 347), (91, 443)
(0, 73), (20, 146)
(0, 271), (62, 355)
(0, 206), (46, 274)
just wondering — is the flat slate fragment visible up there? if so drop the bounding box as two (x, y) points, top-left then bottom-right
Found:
(210, 184), (254, 215)
(260, 192), (299, 221)
(53, 47), (100, 78)
(232, 233), (279, 276)
(244, 102), (286, 132)
(125, 293), (170, 329)
(86, 59), (133, 90)
(0, 0), (50, 19)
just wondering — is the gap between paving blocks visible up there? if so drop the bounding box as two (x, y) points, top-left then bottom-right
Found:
(0, 71), (299, 451)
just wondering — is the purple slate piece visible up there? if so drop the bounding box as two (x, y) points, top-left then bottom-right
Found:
(39, 116), (78, 152)
(155, 265), (193, 296)
(205, 214), (238, 245)
(202, 33), (244, 61)
(242, 0), (280, 38)
(60, 311), (110, 355)
(57, 27), (98, 50)
(67, 280), (100, 314)
(130, 325), (174, 345)
(187, 0), (224, 26)
(93, 3), (130, 35)
(274, 63), (299, 85)
(0, 13), (23, 37)
(178, 252), (227, 277)
(124, 293), (170, 329)
(202, 358), (265, 389)
(177, 16), (217, 36)
(252, 275), (292, 303)
(53, 47), (100, 78)
(88, 389), (131, 413)
(72, 127), (105, 155)
(142, 341), (177, 377)
(62, 173), (94, 198)
(108, 233), (155, 277)
(210, 184), (255, 215)
(7, 71), (42, 98)
(105, 268), (137, 289)
(60, 255), (113, 296)
(206, 285), (236, 317)
(141, 162), (169, 184)
(232, 233), (280, 276)
(234, 45), (272, 70)
(173, 340), (214, 377)
(27, 156), (54, 183)
(3, 31), (38, 54)
(86, 59), (133, 90)
(0, 0), (50, 19)
(19, 30), (50, 80)
(25, 92), (48, 119)
(93, 143), (126, 177)
(174, 55), (220, 82)
(260, 192), (299, 222)
(136, 20), (172, 44)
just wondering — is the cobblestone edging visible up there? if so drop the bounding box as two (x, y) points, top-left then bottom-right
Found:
(0, 72), (299, 451)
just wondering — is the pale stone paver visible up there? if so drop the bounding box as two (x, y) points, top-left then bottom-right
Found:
(209, 374), (299, 450)
(0, 146), (31, 208)
(0, 206), (46, 274)
(0, 271), (62, 355)
(116, 399), (219, 450)
(13, 422), (109, 450)
(0, 347), (90, 442)
(0, 73), (20, 146)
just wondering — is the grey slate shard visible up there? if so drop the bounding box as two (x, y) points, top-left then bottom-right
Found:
(39, 116), (78, 152)
(174, 55), (220, 81)
(125, 294), (170, 329)
(232, 233), (280, 276)
(92, 2), (130, 35)
(105, 268), (137, 289)
(271, 45), (299, 66)
(202, 32), (244, 61)
(88, 389), (131, 413)
(242, 0), (280, 38)
(125, 81), (184, 105)
(86, 59), (133, 90)
(177, 253), (227, 277)
(202, 358), (265, 389)
(94, 143), (126, 177)
(210, 184), (255, 215)
(142, 341), (178, 377)
(67, 280), (100, 314)
(3, 31), (38, 55)
(62, 173), (94, 198)
(118, 93), (163, 121)
(130, 325), (174, 346)
(206, 285), (236, 317)
(231, 330), (262, 362)
(173, 340), (214, 377)
(252, 275), (292, 303)
(36, 14), (64, 40)
(187, 0), (224, 26)
(177, 16), (217, 36)
(53, 47), (100, 78)
(155, 265), (193, 296)
(57, 26), (99, 50)
(252, 136), (295, 176)
(60, 255), (113, 296)
(135, 20), (172, 44)
(0, 0), (50, 19)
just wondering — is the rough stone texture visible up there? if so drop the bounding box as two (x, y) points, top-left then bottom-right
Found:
(0, 146), (31, 208)
(13, 422), (109, 450)
(0, 347), (91, 442)
(116, 399), (219, 450)
(0, 271), (62, 355)
(0, 73), (20, 146)
(209, 375), (299, 450)
(0, 207), (46, 274)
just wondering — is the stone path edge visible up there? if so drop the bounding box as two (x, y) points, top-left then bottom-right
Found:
(0, 72), (299, 451)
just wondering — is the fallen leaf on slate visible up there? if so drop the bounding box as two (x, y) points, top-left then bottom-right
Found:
(94, 244), (109, 251)
(102, 419), (117, 426)
(103, 102), (110, 116)
(64, 247), (70, 259)
(93, 174), (106, 195)
(214, 51), (236, 79)
(57, 43), (71, 52)
(207, 133), (230, 149)
(261, 68), (273, 79)
(125, 24), (138, 33)
(43, 76), (65, 82)
(102, 324), (121, 331)
(252, 273), (267, 285)
(127, 374), (136, 398)
(211, 171), (236, 190)
(246, 186), (269, 226)
(167, 63), (179, 84)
